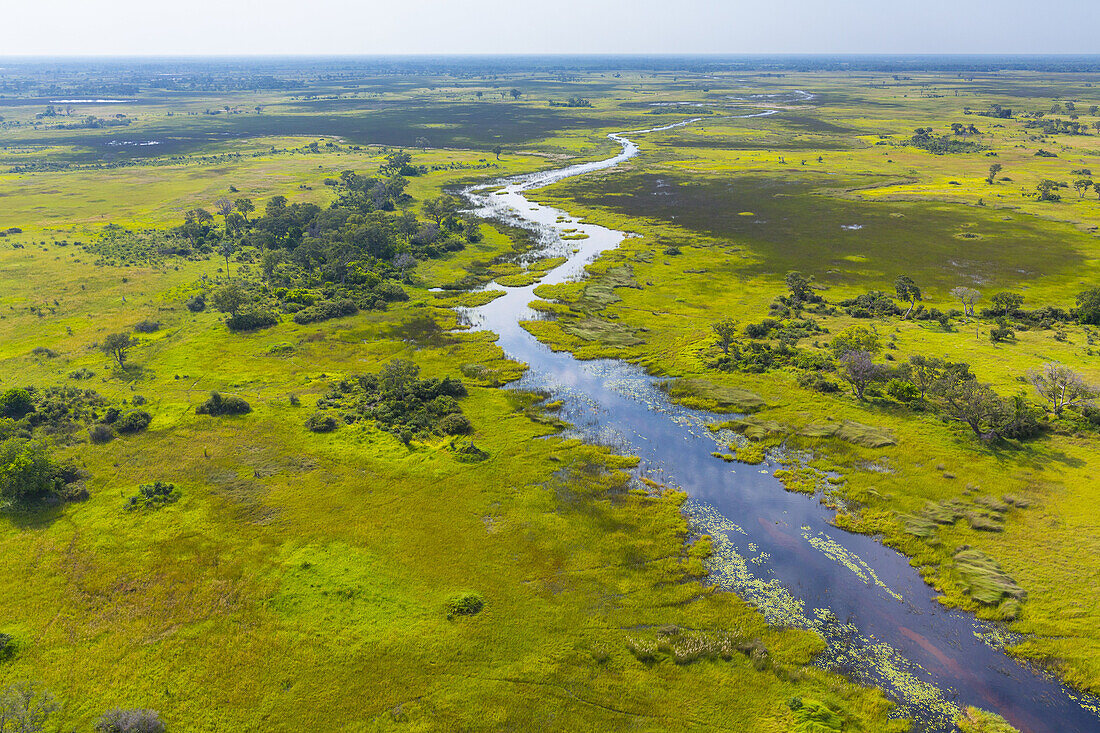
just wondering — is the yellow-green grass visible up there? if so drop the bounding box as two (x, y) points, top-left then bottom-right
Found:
(0, 152), (900, 730)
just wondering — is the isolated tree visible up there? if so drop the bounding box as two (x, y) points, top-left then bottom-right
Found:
(0, 680), (59, 733)
(985, 162), (1002, 184)
(1074, 179), (1094, 198)
(493, 145), (503, 160)
(712, 319), (739, 355)
(950, 286), (981, 318)
(894, 275), (922, 318)
(509, 88), (522, 100)
(785, 270), (814, 303)
(990, 291), (1023, 317)
(1029, 363), (1096, 416)
(839, 350), (884, 401)
(210, 282), (249, 316)
(234, 197), (255, 223)
(475, 91), (483, 100)
(414, 137), (430, 150)
(100, 332), (133, 368)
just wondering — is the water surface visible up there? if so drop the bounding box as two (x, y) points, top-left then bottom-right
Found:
(459, 117), (1100, 733)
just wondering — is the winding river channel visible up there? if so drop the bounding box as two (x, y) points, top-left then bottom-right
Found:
(459, 115), (1100, 732)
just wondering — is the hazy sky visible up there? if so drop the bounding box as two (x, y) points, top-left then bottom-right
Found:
(5, 0), (1099, 56)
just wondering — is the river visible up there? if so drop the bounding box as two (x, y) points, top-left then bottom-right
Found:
(458, 116), (1100, 733)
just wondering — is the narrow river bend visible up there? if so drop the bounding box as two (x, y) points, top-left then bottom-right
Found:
(458, 118), (1100, 733)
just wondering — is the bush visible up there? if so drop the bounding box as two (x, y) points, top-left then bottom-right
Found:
(886, 379), (921, 403)
(292, 299), (358, 325)
(115, 410), (152, 434)
(1077, 287), (1100, 325)
(989, 319), (1015, 343)
(374, 281), (409, 302)
(195, 392), (251, 416)
(0, 388), (34, 420)
(185, 294), (206, 312)
(125, 482), (180, 511)
(0, 632), (15, 662)
(133, 320), (161, 334)
(94, 708), (166, 733)
(446, 592), (485, 619)
(437, 413), (472, 435)
(31, 346), (58, 358)
(796, 372), (840, 393)
(0, 438), (60, 500)
(88, 424), (114, 444)
(226, 310), (278, 332)
(305, 411), (339, 433)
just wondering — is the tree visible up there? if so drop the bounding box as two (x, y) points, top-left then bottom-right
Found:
(1074, 179), (1094, 198)
(894, 275), (922, 318)
(493, 145), (503, 160)
(990, 291), (1023, 317)
(839, 350), (885, 401)
(218, 240), (236, 277)
(932, 374), (1007, 441)
(100, 332), (133, 368)
(1076, 286), (1100, 325)
(422, 196), (458, 226)
(509, 88), (522, 100)
(986, 162), (1002, 184)
(712, 319), (739, 354)
(785, 270), (814, 303)
(1036, 179), (1061, 202)
(950, 286), (981, 318)
(1029, 363), (1096, 416)
(210, 282), (249, 317)
(234, 197), (255, 223)
(830, 325), (881, 356)
(380, 150), (412, 177)
(0, 680), (59, 733)
(213, 197), (234, 230)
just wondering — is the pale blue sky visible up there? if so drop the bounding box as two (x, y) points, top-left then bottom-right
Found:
(5, 0), (1098, 56)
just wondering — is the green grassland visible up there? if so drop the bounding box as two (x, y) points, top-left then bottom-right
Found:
(0, 66), (911, 731)
(524, 70), (1100, 699)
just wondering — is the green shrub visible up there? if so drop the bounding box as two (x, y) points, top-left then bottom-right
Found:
(437, 413), (472, 435)
(886, 379), (921, 402)
(446, 592), (485, 619)
(226, 310), (278, 332)
(0, 388), (34, 420)
(88, 424), (114, 444)
(292, 299), (358, 325)
(195, 392), (251, 416)
(185, 294), (206, 312)
(305, 411), (339, 433)
(125, 482), (180, 511)
(0, 438), (60, 500)
(115, 410), (152, 434)
(0, 632), (15, 662)
(133, 320), (161, 334)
